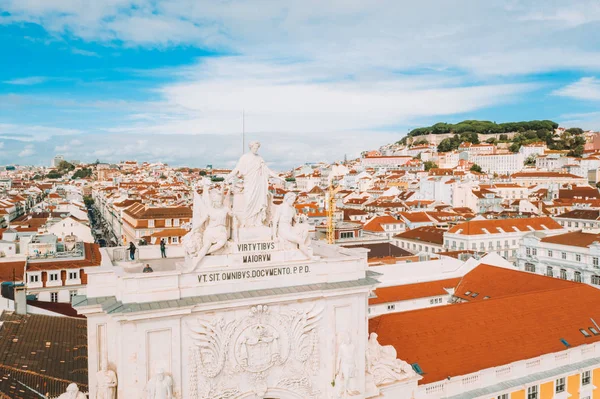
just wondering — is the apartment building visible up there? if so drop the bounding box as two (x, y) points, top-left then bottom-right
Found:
(517, 230), (600, 286)
(554, 209), (600, 230)
(121, 203), (192, 244)
(25, 242), (101, 303)
(443, 216), (564, 261)
(470, 152), (524, 175)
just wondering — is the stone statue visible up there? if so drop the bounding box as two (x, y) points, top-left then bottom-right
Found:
(335, 332), (357, 398)
(226, 141), (284, 227)
(95, 364), (117, 399)
(272, 192), (311, 257)
(366, 332), (416, 386)
(182, 179), (232, 269)
(146, 368), (173, 399)
(57, 383), (86, 399)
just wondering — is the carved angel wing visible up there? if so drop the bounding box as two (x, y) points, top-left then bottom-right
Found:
(187, 318), (237, 378)
(289, 305), (323, 362)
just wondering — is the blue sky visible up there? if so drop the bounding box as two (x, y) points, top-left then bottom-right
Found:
(1, 0), (600, 168)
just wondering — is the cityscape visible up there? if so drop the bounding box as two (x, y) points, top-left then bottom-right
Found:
(2, 1), (600, 399)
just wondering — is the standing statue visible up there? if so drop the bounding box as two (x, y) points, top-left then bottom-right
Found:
(366, 332), (416, 386)
(272, 192), (311, 257)
(226, 141), (284, 227)
(335, 332), (358, 398)
(57, 383), (87, 399)
(182, 179), (232, 269)
(146, 368), (173, 399)
(96, 363), (117, 399)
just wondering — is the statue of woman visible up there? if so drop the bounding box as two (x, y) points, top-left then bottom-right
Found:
(226, 142), (284, 227)
(272, 192), (311, 257)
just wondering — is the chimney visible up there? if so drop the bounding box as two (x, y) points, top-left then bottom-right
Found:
(14, 285), (27, 315)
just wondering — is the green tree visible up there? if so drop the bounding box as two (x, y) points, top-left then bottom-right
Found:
(568, 145), (584, 157)
(470, 164), (483, 173)
(46, 171), (63, 179)
(524, 155), (537, 166)
(57, 160), (75, 172)
(83, 195), (94, 207)
(499, 134), (508, 141)
(424, 161), (438, 171)
(566, 127), (584, 135)
(72, 168), (92, 179)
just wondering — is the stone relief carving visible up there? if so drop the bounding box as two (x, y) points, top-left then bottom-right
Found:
(334, 332), (359, 398)
(146, 368), (174, 399)
(366, 332), (416, 386)
(187, 304), (323, 399)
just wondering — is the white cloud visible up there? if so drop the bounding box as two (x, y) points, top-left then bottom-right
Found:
(3, 1), (600, 76)
(4, 76), (48, 85)
(71, 48), (100, 57)
(103, 57), (536, 138)
(553, 77), (600, 101)
(18, 145), (35, 157)
(0, 123), (80, 141)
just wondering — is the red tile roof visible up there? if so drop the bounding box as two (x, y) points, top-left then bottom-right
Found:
(540, 231), (600, 248)
(369, 278), (461, 305)
(448, 216), (562, 235)
(454, 264), (575, 302)
(370, 280), (600, 385)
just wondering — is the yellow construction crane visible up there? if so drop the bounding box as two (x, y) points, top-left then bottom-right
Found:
(326, 182), (341, 244)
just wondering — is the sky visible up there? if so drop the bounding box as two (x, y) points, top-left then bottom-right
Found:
(1, 0), (600, 169)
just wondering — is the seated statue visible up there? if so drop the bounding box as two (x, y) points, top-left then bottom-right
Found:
(182, 179), (232, 270)
(366, 332), (416, 386)
(272, 192), (311, 257)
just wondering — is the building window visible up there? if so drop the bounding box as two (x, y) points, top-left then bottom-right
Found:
(148, 219), (154, 228)
(387, 304), (395, 311)
(560, 269), (567, 280)
(174, 218), (180, 227)
(576, 254), (581, 262)
(594, 257), (599, 268)
(340, 232), (354, 239)
(70, 290), (77, 299)
(555, 377), (565, 393)
(532, 248), (537, 256)
(526, 247), (531, 256)
(29, 275), (39, 283)
(172, 237), (179, 244)
(165, 219), (172, 227)
(548, 250), (553, 257)
(575, 271), (582, 283)
(527, 385), (538, 399)
(582, 370), (591, 385)
(497, 395), (508, 399)
(68, 271), (78, 280)
(592, 275), (600, 285)
(547, 266), (553, 277)
(50, 292), (58, 302)
(561, 252), (567, 260)
(49, 273), (59, 281)
(525, 263), (535, 273)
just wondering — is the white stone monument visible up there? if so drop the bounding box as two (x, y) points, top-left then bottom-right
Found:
(75, 142), (418, 399)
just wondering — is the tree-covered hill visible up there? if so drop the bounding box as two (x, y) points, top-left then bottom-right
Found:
(406, 120), (559, 137)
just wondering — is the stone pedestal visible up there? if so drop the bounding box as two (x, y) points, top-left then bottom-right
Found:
(237, 225), (273, 242)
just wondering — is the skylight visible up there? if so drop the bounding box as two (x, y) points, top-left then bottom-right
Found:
(464, 291), (471, 296)
(411, 363), (424, 375)
(590, 327), (599, 336)
(580, 329), (591, 337)
(560, 338), (571, 348)
(471, 292), (479, 298)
